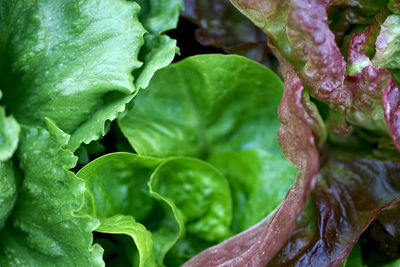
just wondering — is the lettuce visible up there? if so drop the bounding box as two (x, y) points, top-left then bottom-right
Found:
(270, 155), (400, 266)
(0, 121), (104, 266)
(181, 0), (277, 68)
(0, 0), (181, 265)
(118, 54), (284, 158)
(1, 0), (400, 266)
(116, 55), (298, 266)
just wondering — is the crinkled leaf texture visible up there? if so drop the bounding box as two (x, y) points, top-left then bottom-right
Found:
(116, 54), (304, 266)
(78, 153), (167, 266)
(77, 153), (233, 266)
(0, 120), (103, 266)
(0, 0), (182, 265)
(119, 54), (285, 158)
(345, 12), (400, 150)
(164, 149), (297, 266)
(0, 0), (180, 152)
(132, 0), (183, 89)
(372, 14), (400, 151)
(183, 54), (319, 267)
(208, 150), (296, 232)
(231, 0), (351, 107)
(230, 0), (400, 150)
(77, 149), (298, 266)
(373, 14), (400, 69)
(226, 2), (400, 265)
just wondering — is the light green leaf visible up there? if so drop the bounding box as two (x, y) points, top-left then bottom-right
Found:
(77, 152), (178, 266)
(388, 0), (400, 14)
(208, 149), (296, 232)
(119, 54), (284, 158)
(136, 0), (182, 34)
(133, 0), (183, 89)
(0, 161), (17, 228)
(150, 157), (232, 242)
(0, 120), (103, 266)
(78, 153), (234, 266)
(0, 0), (145, 151)
(77, 153), (163, 221)
(0, 107), (20, 161)
(380, 258), (400, 267)
(96, 215), (156, 267)
(373, 15), (400, 69)
(133, 34), (179, 90)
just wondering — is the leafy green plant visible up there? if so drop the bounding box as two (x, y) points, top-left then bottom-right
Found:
(0, 0), (400, 266)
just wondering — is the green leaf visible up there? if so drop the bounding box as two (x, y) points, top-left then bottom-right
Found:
(0, 120), (103, 266)
(77, 152), (178, 266)
(96, 215), (156, 267)
(77, 153), (163, 221)
(150, 157), (232, 242)
(0, 0), (145, 151)
(132, 0), (183, 90)
(388, 0), (400, 14)
(343, 243), (366, 267)
(78, 153), (234, 266)
(119, 54), (284, 158)
(0, 161), (17, 228)
(133, 34), (179, 90)
(230, 0), (292, 58)
(208, 149), (297, 232)
(136, 0), (182, 34)
(0, 107), (20, 161)
(379, 258), (400, 267)
(373, 14), (400, 70)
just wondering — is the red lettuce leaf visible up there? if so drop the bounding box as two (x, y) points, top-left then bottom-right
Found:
(383, 79), (400, 151)
(329, 10), (389, 134)
(182, 0), (264, 49)
(328, 6), (376, 44)
(285, 0), (349, 106)
(276, 55), (320, 185)
(229, 0), (291, 59)
(347, 9), (390, 73)
(269, 156), (400, 267)
(302, 91), (327, 149)
(345, 10), (400, 149)
(344, 66), (391, 132)
(182, 51), (319, 267)
(182, 0), (277, 67)
(229, 1), (399, 143)
(231, 0), (352, 107)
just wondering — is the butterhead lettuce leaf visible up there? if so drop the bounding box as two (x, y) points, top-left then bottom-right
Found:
(119, 54), (284, 158)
